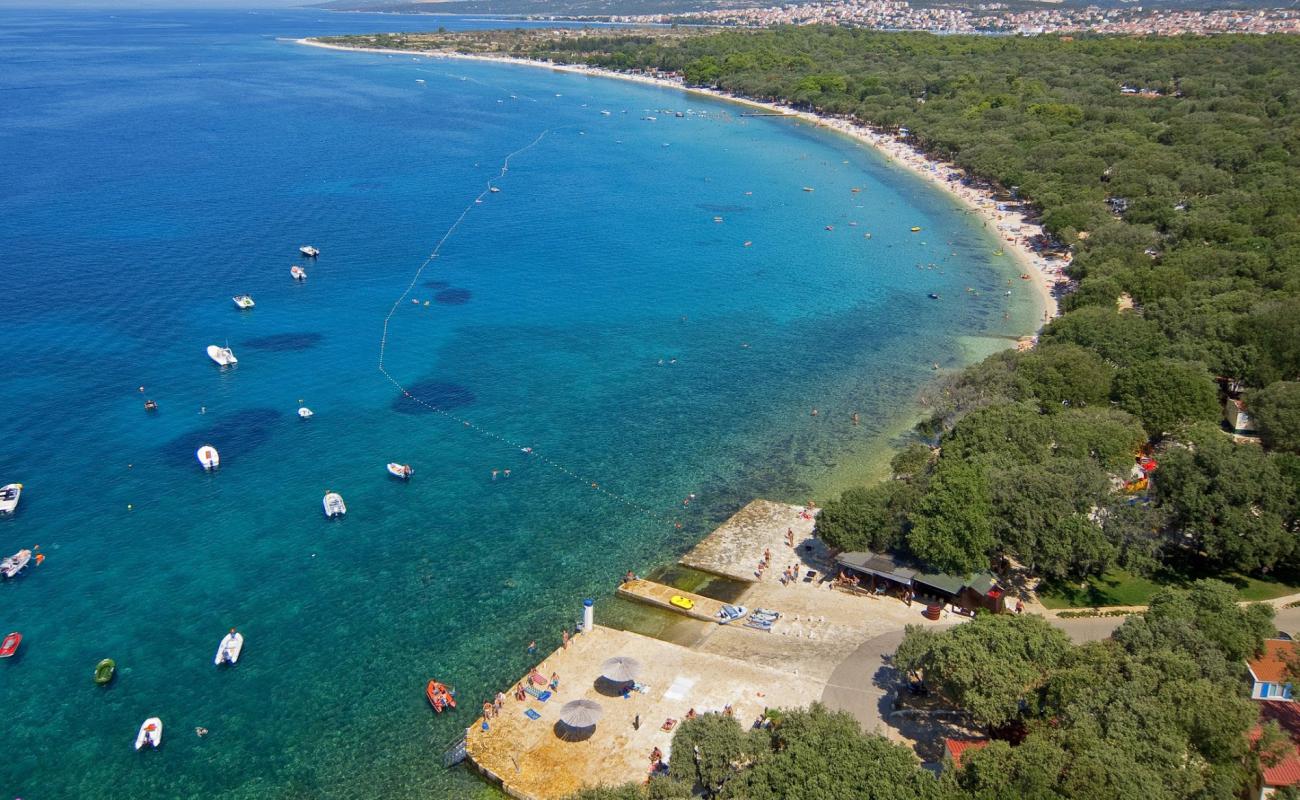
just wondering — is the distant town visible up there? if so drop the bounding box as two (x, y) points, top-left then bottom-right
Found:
(608, 1), (1300, 35)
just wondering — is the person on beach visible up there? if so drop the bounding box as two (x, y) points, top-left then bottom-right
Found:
(550, 672), (560, 691)
(786, 528), (794, 547)
(562, 629), (570, 649)
(515, 683), (526, 701)
(495, 692), (506, 712)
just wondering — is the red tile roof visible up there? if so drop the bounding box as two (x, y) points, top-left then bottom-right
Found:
(1249, 640), (1299, 684)
(944, 737), (989, 769)
(1254, 701), (1300, 787)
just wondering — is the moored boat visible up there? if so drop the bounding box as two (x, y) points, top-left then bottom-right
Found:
(232, 294), (255, 310)
(196, 445), (220, 471)
(297, 407), (314, 420)
(1, 549), (32, 579)
(214, 629), (243, 666)
(0, 631), (21, 658)
(426, 680), (456, 713)
(206, 344), (238, 366)
(144, 399), (158, 412)
(135, 718), (163, 751)
(386, 463), (413, 480)
(299, 245), (319, 258)
(95, 658), (116, 685)
(323, 491), (346, 518)
(0, 483), (21, 515)
(290, 265), (307, 281)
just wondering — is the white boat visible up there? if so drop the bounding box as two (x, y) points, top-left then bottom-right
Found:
(232, 294), (254, 310)
(489, 187), (500, 194)
(0, 483), (20, 515)
(290, 265), (306, 281)
(299, 245), (319, 258)
(297, 407), (313, 420)
(1, 549), (31, 579)
(323, 491), (346, 518)
(196, 445), (220, 471)
(386, 463), (412, 480)
(214, 630), (244, 666)
(135, 718), (163, 751)
(206, 344), (237, 366)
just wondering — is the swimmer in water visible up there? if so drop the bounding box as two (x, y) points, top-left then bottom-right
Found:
(503, 469), (511, 478)
(491, 469), (499, 480)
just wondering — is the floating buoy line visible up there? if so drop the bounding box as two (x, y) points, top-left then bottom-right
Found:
(377, 128), (678, 527)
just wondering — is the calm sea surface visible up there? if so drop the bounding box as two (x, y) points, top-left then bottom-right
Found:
(0, 8), (1035, 797)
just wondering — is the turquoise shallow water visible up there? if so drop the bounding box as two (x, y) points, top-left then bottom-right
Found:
(0, 8), (1036, 797)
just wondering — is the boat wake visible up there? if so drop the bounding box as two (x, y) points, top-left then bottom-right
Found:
(376, 129), (675, 527)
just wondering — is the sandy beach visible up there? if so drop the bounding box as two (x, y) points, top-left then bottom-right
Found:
(297, 37), (1063, 330)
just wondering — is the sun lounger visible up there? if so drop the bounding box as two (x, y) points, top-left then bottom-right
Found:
(524, 686), (552, 702)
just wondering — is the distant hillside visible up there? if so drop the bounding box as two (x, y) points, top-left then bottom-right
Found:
(313, 0), (1296, 17)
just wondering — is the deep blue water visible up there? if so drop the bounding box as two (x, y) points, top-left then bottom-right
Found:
(0, 8), (1036, 797)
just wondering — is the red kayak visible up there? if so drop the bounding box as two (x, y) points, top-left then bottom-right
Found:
(0, 631), (20, 658)
(426, 680), (456, 713)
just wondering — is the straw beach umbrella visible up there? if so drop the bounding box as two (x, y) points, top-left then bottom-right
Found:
(600, 656), (643, 684)
(558, 699), (604, 729)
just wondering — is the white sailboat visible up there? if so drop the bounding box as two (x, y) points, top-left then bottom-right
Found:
(214, 629), (244, 666)
(206, 344), (237, 366)
(134, 718), (163, 751)
(232, 295), (254, 310)
(0, 483), (21, 515)
(196, 445), (220, 471)
(323, 491), (346, 518)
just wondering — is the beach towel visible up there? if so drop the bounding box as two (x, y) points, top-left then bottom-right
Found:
(524, 709), (541, 720)
(524, 686), (552, 702)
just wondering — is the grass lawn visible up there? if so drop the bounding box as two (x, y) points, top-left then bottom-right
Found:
(1038, 569), (1300, 609)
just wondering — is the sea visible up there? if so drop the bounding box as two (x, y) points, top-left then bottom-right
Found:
(0, 7), (1038, 797)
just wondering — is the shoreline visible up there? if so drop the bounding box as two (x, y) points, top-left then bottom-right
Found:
(296, 37), (1063, 330)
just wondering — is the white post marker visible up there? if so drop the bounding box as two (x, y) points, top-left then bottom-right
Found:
(582, 598), (594, 633)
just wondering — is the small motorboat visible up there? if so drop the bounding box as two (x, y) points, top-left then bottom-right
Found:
(144, 399), (158, 412)
(386, 463), (413, 480)
(911, 226), (922, 232)
(0, 483), (21, 515)
(824, 225), (833, 231)
(214, 629), (243, 666)
(489, 186), (500, 194)
(299, 245), (319, 258)
(297, 407), (314, 420)
(0, 632), (21, 658)
(670, 595), (695, 610)
(2, 549), (32, 579)
(196, 445), (220, 471)
(95, 658), (116, 685)
(928, 293), (940, 300)
(232, 294), (255, 310)
(135, 718), (163, 751)
(206, 344), (238, 366)
(802, 186), (814, 192)
(323, 491), (346, 518)
(426, 680), (457, 713)
(290, 265), (307, 281)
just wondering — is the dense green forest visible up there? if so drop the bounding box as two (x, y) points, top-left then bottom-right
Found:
(566, 581), (1280, 799)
